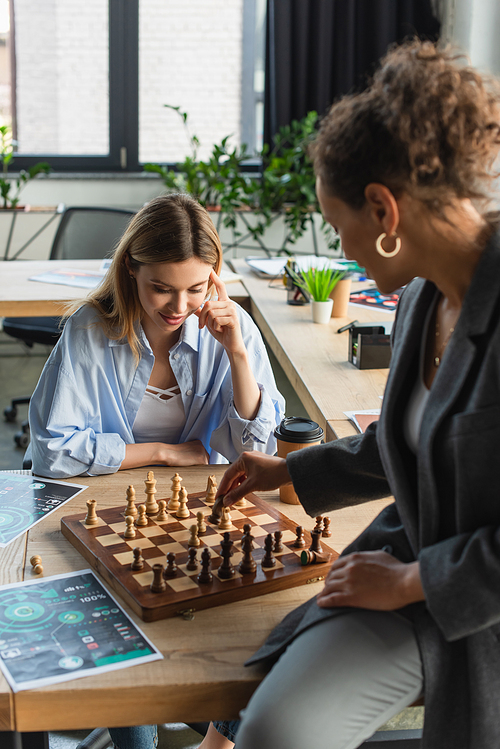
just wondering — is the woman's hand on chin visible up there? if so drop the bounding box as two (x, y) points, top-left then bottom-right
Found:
(155, 440), (209, 466)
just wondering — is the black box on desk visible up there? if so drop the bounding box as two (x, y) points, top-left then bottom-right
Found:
(348, 322), (393, 369)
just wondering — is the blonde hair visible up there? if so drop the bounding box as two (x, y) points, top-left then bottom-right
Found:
(67, 194), (222, 361)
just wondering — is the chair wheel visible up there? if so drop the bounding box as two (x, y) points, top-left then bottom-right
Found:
(21, 419), (29, 433)
(4, 406), (17, 423)
(15, 431), (30, 449)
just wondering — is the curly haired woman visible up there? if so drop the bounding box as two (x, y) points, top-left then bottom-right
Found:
(213, 40), (500, 749)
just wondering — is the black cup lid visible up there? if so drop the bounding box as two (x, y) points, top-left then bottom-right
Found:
(274, 417), (324, 443)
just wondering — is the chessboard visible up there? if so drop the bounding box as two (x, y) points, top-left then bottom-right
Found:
(61, 473), (339, 622)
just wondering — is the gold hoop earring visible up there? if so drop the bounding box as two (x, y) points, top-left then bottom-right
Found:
(375, 232), (401, 258)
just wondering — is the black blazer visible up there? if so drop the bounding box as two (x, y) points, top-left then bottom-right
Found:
(247, 228), (500, 749)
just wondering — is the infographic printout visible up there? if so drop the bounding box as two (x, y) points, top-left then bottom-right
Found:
(0, 570), (162, 691)
(0, 474), (87, 547)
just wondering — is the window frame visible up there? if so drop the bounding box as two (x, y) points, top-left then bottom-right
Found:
(12, 0), (137, 172)
(11, 0), (262, 173)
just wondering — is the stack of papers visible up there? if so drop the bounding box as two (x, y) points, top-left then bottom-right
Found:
(245, 255), (351, 278)
(343, 410), (381, 434)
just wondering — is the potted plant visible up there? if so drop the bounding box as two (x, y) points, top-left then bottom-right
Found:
(0, 125), (51, 209)
(143, 105), (250, 234)
(143, 107), (339, 255)
(290, 265), (346, 323)
(243, 111), (335, 254)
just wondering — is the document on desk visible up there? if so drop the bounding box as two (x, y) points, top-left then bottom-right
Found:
(245, 254), (349, 278)
(0, 569), (162, 691)
(28, 267), (106, 289)
(343, 410), (381, 433)
(0, 474), (88, 547)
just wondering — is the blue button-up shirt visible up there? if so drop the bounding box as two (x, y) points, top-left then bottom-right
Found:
(29, 304), (285, 478)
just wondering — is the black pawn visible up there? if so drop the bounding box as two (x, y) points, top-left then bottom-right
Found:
(309, 528), (323, 554)
(186, 547), (198, 571)
(197, 547), (213, 584)
(163, 551), (178, 578)
(241, 523), (255, 549)
(239, 533), (257, 574)
(150, 563), (166, 593)
(218, 531), (235, 579)
(273, 530), (284, 553)
(292, 526), (306, 548)
(322, 517), (332, 537)
(262, 533), (276, 568)
(131, 547), (144, 570)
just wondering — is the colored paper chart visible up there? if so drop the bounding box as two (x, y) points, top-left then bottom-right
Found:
(0, 474), (87, 547)
(349, 285), (403, 313)
(0, 570), (162, 691)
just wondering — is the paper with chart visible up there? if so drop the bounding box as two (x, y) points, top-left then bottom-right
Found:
(0, 570), (162, 691)
(0, 474), (87, 547)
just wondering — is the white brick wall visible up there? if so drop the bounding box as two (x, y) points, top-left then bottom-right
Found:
(14, 0), (244, 161)
(139, 0), (244, 163)
(15, 0), (108, 155)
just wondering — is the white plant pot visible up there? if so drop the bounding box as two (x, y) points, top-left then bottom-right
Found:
(311, 299), (333, 324)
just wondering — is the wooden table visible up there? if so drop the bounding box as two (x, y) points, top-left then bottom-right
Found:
(0, 260), (249, 318)
(0, 466), (392, 736)
(230, 259), (395, 441)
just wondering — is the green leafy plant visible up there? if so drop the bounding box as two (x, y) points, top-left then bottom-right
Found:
(0, 125), (51, 208)
(290, 266), (346, 302)
(143, 105), (250, 231)
(143, 106), (339, 253)
(243, 111), (326, 250)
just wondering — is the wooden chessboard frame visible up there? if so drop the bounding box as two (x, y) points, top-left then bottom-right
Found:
(61, 491), (338, 622)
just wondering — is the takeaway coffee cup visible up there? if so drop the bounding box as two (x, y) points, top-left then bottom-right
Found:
(274, 417), (324, 504)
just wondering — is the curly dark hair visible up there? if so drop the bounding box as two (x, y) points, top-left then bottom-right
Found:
(311, 40), (500, 215)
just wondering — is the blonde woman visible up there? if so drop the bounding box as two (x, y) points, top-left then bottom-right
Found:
(29, 193), (284, 478)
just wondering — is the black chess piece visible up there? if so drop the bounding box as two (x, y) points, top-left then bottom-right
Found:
(239, 533), (257, 574)
(309, 528), (323, 554)
(197, 547), (213, 584)
(292, 526), (306, 548)
(300, 549), (331, 566)
(207, 494), (224, 525)
(262, 533), (276, 568)
(273, 530), (284, 553)
(218, 531), (235, 579)
(163, 551), (178, 578)
(150, 563), (166, 592)
(186, 547), (198, 571)
(131, 547), (144, 570)
(322, 517), (332, 537)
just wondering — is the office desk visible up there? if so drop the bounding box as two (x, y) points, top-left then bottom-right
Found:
(230, 260), (395, 440)
(0, 260), (249, 318)
(0, 466), (392, 734)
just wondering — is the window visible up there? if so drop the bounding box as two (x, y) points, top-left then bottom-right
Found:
(2, 0), (265, 171)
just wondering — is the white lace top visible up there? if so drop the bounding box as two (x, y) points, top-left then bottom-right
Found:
(132, 384), (185, 444)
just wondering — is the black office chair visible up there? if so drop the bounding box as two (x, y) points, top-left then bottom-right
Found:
(3, 206), (136, 448)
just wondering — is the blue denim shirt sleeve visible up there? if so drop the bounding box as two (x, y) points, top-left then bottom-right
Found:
(29, 360), (127, 478)
(29, 303), (285, 478)
(29, 306), (143, 479)
(176, 306), (285, 463)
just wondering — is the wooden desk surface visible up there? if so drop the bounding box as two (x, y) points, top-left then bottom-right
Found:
(0, 466), (392, 732)
(0, 260), (249, 318)
(231, 260), (394, 440)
